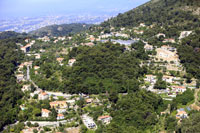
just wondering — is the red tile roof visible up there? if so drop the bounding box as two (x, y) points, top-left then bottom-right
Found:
(98, 115), (111, 120)
(42, 109), (51, 113)
(57, 114), (64, 117)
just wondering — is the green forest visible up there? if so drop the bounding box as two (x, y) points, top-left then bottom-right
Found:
(106, 90), (164, 132)
(29, 23), (92, 37)
(0, 0), (200, 132)
(102, 0), (200, 31)
(178, 30), (200, 79)
(33, 42), (147, 94)
(0, 39), (24, 130)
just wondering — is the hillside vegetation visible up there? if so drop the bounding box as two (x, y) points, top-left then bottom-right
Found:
(29, 23), (92, 37)
(0, 39), (24, 130)
(102, 0), (200, 31)
(0, 31), (28, 39)
(101, 0), (200, 79)
(33, 43), (146, 94)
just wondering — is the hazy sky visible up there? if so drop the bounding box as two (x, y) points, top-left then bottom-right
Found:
(0, 0), (149, 19)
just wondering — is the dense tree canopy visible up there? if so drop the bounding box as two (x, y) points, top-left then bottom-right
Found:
(106, 90), (164, 132)
(29, 23), (92, 37)
(0, 39), (24, 131)
(62, 43), (145, 94)
(101, 0), (200, 33)
(177, 112), (200, 132)
(178, 30), (200, 79)
(34, 43), (147, 94)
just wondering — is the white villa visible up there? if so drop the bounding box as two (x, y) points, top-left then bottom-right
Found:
(41, 109), (51, 117)
(22, 84), (31, 92)
(172, 86), (187, 93)
(98, 115), (112, 124)
(57, 114), (64, 120)
(38, 92), (49, 100)
(145, 75), (157, 84)
(68, 59), (76, 66)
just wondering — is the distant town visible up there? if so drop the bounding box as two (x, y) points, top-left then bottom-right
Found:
(0, 14), (114, 33)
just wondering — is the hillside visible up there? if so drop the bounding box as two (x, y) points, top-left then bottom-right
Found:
(101, 0), (200, 79)
(1, 0), (200, 132)
(102, 0), (200, 32)
(29, 23), (92, 37)
(0, 31), (28, 39)
(0, 39), (24, 130)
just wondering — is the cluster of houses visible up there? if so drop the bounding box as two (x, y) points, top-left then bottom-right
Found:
(16, 24), (196, 132)
(99, 32), (130, 40)
(155, 45), (179, 64)
(41, 108), (65, 120)
(38, 36), (50, 42)
(16, 61), (33, 82)
(144, 74), (187, 95)
(30, 89), (78, 120)
(20, 40), (35, 53)
(53, 36), (66, 43)
(29, 89), (112, 128)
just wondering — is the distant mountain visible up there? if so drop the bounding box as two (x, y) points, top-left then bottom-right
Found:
(29, 23), (92, 37)
(0, 31), (28, 39)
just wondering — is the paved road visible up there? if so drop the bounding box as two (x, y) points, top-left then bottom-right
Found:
(46, 91), (72, 98)
(27, 65), (30, 81)
(26, 120), (68, 127)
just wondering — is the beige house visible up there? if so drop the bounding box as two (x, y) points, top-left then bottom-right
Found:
(156, 48), (179, 63)
(50, 101), (67, 109)
(163, 38), (176, 43)
(16, 74), (24, 82)
(56, 58), (64, 63)
(81, 42), (95, 47)
(144, 44), (153, 51)
(34, 66), (40, 70)
(162, 75), (174, 83)
(57, 58), (64, 65)
(35, 54), (41, 59)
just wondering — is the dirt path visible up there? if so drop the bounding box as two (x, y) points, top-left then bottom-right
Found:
(190, 88), (200, 111)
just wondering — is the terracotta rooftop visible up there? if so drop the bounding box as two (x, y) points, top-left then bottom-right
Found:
(42, 109), (51, 113)
(57, 114), (64, 117)
(98, 115), (111, 120)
